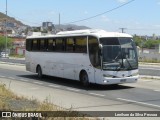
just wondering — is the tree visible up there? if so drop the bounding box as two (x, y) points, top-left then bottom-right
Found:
(133, 35), (160, 49)
(133, 36), (144, 48)
(143, 39), (160, 49)
(0, 35), (13, 52)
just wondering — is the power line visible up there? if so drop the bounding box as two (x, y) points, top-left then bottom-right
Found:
(127, 28), (160, 31)
(3, 0), (136, 26)
(64, 0), (136, 24)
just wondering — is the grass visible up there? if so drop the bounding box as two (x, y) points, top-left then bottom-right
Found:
(0, 83), (49, 111)
(9, 54), (25, 58)
(0, 83), (97, 120)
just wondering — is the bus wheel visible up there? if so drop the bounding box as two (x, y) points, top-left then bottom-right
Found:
(80, 71), (89, 87)
(37, 66), (43, 79)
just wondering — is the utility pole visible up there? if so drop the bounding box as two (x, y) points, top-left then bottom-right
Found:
(59, 13), (61, 30)
(5, 0), (8, 58)
(119, 28), (126, 33)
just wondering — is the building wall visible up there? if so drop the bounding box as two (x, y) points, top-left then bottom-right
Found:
(139, 53), (160, 61)
(16, 47), (25, 55)
(138, 45), (160, 61)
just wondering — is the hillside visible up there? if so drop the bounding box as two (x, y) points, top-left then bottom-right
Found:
(0, 12), (90, 30)
(0, 12), (25, 26)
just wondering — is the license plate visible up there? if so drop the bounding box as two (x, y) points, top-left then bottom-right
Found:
(120, 79), (126, 83)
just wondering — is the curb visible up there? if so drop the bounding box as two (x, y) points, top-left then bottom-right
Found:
(140, 75), (160, 80)
(0, 62), (25, 66)
(8, 57), (25, 60)
(139, 62), (160, 66)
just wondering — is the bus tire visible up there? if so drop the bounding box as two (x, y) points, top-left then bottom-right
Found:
(80, 71), (89, 87)
(37, 65), (43, 79)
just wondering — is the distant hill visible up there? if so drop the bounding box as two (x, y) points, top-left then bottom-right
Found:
(0, 12), (90, 30)
(54, 24), (90, 30)
(0, 12), (26, 26)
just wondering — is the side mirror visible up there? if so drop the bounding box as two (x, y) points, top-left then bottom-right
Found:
(99, 44), (103, 49)
(98, 44), (103, 56)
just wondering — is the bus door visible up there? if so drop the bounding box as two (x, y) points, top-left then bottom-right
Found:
(88, 65), (96, 84)
(88, 52), (102, 84)
(88, 36), (101, 84)
(87, 63), (102, 84)
(94, 68), (103, 84)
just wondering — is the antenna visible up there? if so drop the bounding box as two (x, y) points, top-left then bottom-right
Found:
(119, 28), (127, 33)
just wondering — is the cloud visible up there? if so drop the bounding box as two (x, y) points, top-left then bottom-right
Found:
(117, 0), (128, 3)
(153, 24), (160, 27)
(84, 11), (89, 14)
(157, 0), (160, 5)
(48, 11), (55, 16)
(101, 15), (110, 22)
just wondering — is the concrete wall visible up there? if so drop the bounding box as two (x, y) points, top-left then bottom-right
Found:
(139, 53), (160, 61)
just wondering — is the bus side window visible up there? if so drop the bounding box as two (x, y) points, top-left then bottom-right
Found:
(39, 39), (46, 51)
(48, 39), (56, 51)
(62, 38), (67, 51)
(32, 39), (38, 51)
(55, 38), (63, 52)
(26, 39), (32, 51)
(88, 36), (100, 68)
(66, 38), (74, 52)
(75, 37), (87, 53)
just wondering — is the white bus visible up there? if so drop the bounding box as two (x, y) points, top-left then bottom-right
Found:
(25, 29), (138, 86)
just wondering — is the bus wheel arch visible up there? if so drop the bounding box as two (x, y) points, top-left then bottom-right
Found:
(36, 65), (43, 79)
(79, 70), (89, 87)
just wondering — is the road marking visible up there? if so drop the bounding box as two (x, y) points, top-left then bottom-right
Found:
(66, 87), (80, 92)
(117, 98), (160, 108)
(8, 77), (15, 80)
(48, 85), (60, 88)
(19, 79), (28, 82)
(0, 75), (6, 78)
(33, 82), (43, 85)
(29, 87), (39, 90)
(140, 68), (160, 70)
(89, 93), (105, 97)
(143, 80), (152, 82)
(154, 90), (160, 92)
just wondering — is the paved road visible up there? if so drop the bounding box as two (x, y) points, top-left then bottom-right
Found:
(0, 64), (160, 119)
(140, 66), (160, 76)
(0, 64), (160, 109)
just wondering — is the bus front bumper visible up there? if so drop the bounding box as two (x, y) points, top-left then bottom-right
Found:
(101, 75), (139, 85)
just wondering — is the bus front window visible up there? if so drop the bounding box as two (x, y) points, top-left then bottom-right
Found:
(100, 37), (138, 71)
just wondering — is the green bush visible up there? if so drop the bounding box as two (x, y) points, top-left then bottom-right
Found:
(0, 35), (13, 51)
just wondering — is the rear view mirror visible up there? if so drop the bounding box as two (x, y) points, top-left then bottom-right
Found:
(99, 44), (103, 49)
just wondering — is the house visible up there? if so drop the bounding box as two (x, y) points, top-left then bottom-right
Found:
(11, 37), (26, 55)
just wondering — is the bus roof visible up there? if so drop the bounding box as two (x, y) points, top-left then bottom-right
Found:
(26, 29), (132, 39)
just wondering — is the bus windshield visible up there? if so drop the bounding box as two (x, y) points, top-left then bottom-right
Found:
(100, 37), (138, 71)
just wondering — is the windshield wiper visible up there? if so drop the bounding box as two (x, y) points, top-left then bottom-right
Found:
(123, 53), (133, 70)
(113, 52), (124, 71)
(114, 52), (121, 61)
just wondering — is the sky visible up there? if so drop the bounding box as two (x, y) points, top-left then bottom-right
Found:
(0, 0), (160, 36)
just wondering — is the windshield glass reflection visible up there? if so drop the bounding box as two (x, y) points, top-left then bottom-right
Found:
(100, 37), (138, 71)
